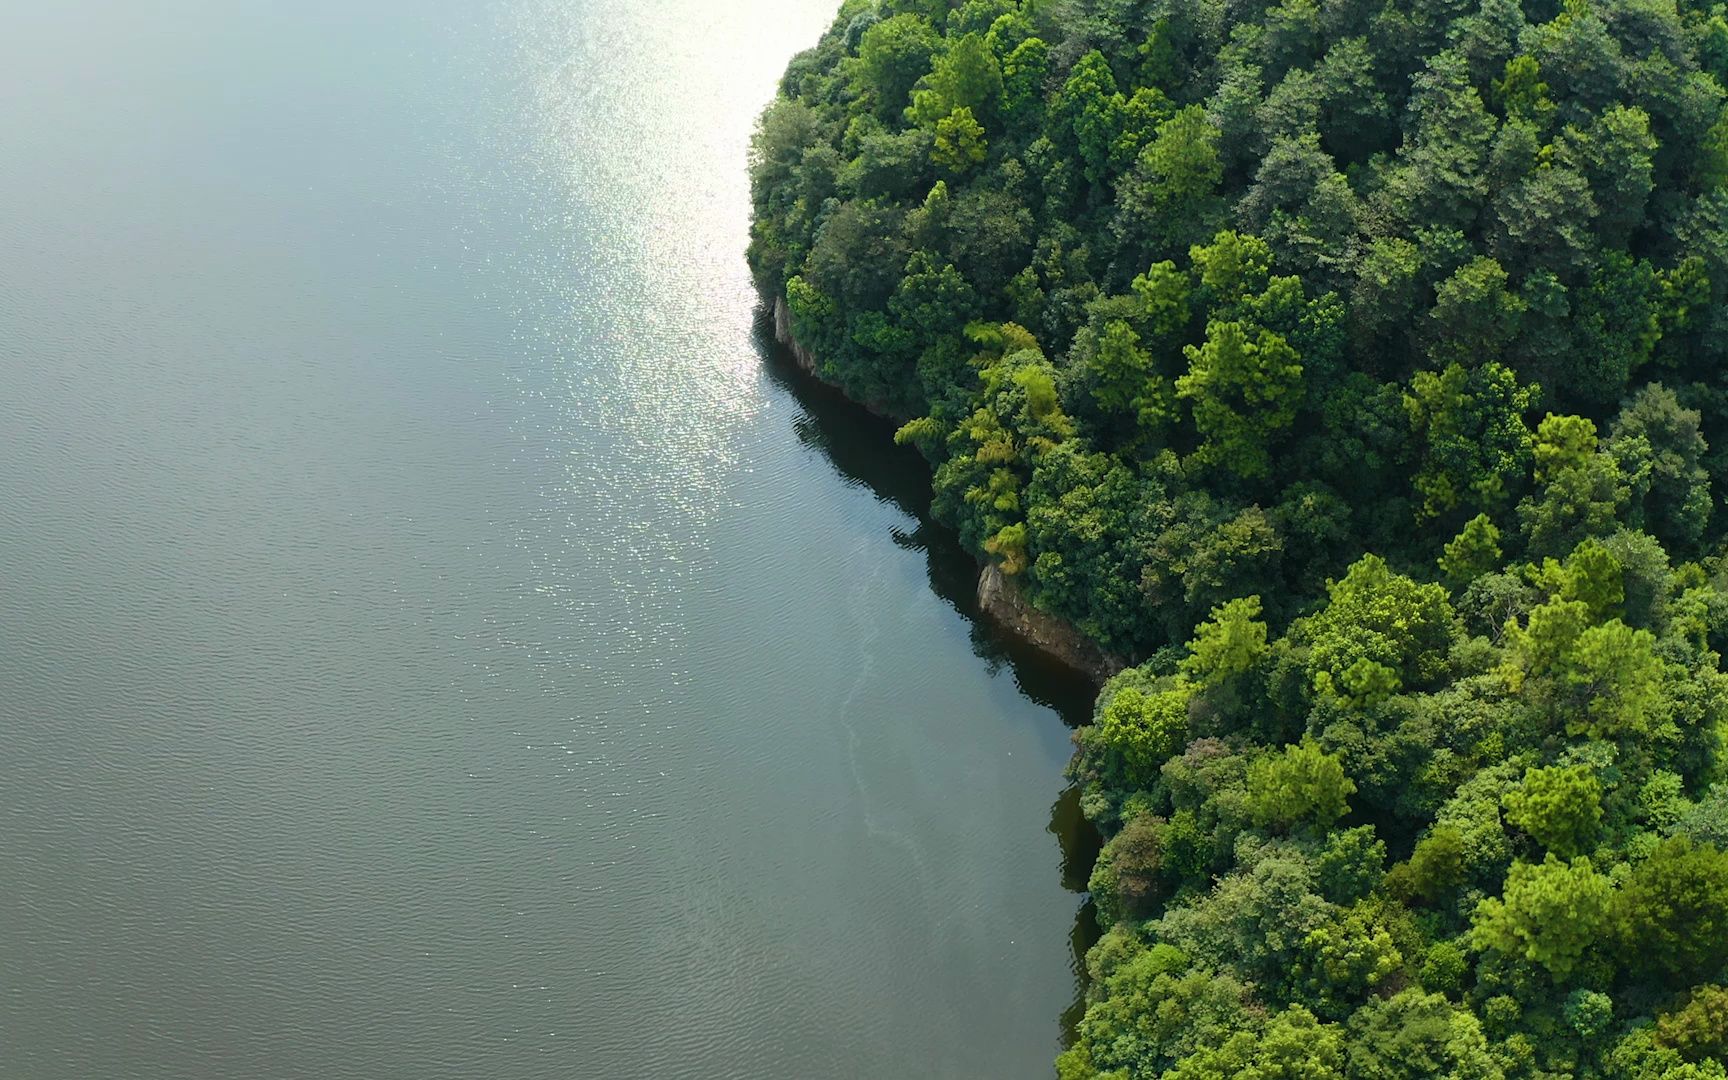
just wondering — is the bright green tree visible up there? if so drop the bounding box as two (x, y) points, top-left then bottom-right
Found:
(1096, 683), (1191, 785)
(1294, 903), (1404, 1018)
(1181, 596), (1269, 688)
(1247, 740), (1356, 830)
(1178, 320), (1304, 479)
(1190, 230), (1272, 310)
(1439, 513), (1503, 586)
(1087, 319), (1153, 418)
(1164, 1006), (1346, 1079)
(1519, 414), (1631, 556)
(1502, 765), (1603, 858)
(1502, 599), (1668, 739)
(932, 106), (987, 172)
(1494, 55), (1556, 127)
(1471, 856), (1615, 981)
(1299, 554), (1456, 700)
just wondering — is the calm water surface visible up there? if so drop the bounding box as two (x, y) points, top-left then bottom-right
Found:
(0, 3), (1096, 1076)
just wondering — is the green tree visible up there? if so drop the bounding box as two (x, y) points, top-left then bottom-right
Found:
(1089, 813), (1169, 924)
(803, 200), (911, 311)
(999, 35), (1048, 122)
(1439, 514), (1503, 586)
(1343, 990), (1504, 1080)
(1165, 1006), (1346, 1079)
(1095, 683), (1192, 785)
(1238, 135), (1362, 283)
(1317, 826), (1387, 903)
(1615, 837), (1728, 986)
(1314, 37), (1390, 160)
(1502, 765), (1603, 858)
(1656, 985), (1728, 1062)
(1298, 555), (1456, 700)
(1387, 824), (1467, 904)
(1700, 110), (1728, 190)
(1604, 1027), (1725, 1080)
(1566, 988), (1615, 1040)
(1552, 537), (1625, 622)
(1116, 105), (1225, 253)
(1471, 856), (1615, 981)
(908, 32), (1002, 126)
(1351, 236), (1423, 351)
(1085, 319), (1155, 422)
(889, 251), (979, 339)
(1052, 50), (1121, 184)
(1559, 105), (1657, 248)
(931, 106), (987, 172)
(1380, 52), (1496, 232)
(1501, 600), (1668, 739)
(1178, 320), (1305, 479)
(1404, 361), (1538, 519)
(1110, 87), (1175, 175)
(1247, 740), (1356, 830)
(1182, 596), (1270, 688)
(1610, 383), (1712, 553)
(854, 14), (940, 117)
(1294, 903), (1404, 1018)
(1426, 257), (1526, 367)
(1555, 621), (1668, 739)
(1190, 231), (1273, 309)
(1067, 963), (1251, 1078)
(842, 125), (934, 200)
(1569, 253), (1660, 409)
(1494, 55), (1556, 128)
(1491, 157), (1596, 277)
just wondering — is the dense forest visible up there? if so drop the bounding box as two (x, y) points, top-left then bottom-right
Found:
(749, 0), (1728, 1074)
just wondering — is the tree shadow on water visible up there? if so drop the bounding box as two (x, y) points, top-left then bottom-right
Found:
(754, 304), (1103, 1050)
(1052, 785), (1104, 1047)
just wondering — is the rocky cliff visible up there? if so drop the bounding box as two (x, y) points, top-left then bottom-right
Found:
(975, 565), (1125, 684)
(773, 289), (1123, 687)
(771, 295), (904, 423)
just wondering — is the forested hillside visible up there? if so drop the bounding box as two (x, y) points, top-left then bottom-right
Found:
(748, 0), (1728, 1074)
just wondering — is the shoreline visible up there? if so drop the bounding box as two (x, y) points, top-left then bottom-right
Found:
(769, 290), (1126, 687)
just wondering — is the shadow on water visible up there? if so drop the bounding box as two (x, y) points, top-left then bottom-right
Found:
(753, 305), (1105, 1048)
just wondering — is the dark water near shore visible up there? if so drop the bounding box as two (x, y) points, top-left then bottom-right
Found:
(0, 2), (1097, 1076)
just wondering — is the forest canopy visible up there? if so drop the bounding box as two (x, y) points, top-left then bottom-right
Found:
(750, 0), (1728, 1074)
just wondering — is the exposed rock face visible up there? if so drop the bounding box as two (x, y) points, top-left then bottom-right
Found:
(976, 564), (1126, 684)
(771, 294), (903, 422)
(772, 295), (821, 377)
(771, 288), (1122, 684)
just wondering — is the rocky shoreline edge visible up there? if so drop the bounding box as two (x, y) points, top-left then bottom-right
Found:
(772, 293), (1126, 685)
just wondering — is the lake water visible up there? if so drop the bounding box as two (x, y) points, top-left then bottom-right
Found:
(0, 3), (1095, 1076)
